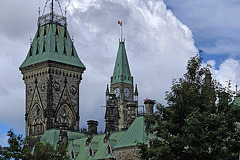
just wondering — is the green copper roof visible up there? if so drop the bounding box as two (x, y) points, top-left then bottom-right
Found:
(114, 116), (147, 149)
(111, 41), (132, 84)
(40, 129), (86, 146)
(92, 131), (125, 160)
(20, 23), (85, 69)
(38, 118), (146, 159)
(232, 96), (240, 106)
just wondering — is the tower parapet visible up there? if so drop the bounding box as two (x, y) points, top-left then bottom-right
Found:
(38, 13), (67, 27)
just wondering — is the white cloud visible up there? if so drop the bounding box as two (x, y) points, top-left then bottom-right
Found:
(163, 0), (240, 57)
(0, 0), (197, 133)
(208, 59), (240, 90)
(0, 134), (8, 147)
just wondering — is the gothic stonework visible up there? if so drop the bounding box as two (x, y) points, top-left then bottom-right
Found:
(114, 147), (140, 160)
(20, 62), (84, 137)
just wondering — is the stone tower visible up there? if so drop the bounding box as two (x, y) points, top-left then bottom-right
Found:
(106, 40), (138, 131)
(19, 1), (85, 137)
(105, 93), (120, 133)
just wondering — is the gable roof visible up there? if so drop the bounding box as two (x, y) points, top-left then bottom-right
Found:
(114, 116), (147, 149)
(111, 41), (132, 84)
(20, 23), (85, 69)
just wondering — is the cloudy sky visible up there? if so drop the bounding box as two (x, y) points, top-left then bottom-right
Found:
(0, 0), (240, 146)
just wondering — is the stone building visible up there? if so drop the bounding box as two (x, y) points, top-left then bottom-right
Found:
(19, 4), (85, 137)
(20, 1), (153, 159)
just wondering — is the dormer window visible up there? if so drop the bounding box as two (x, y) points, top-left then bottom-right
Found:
(88, 145), (94, 157)
(69, 148), (76, 159)
(106, 142), (112, 155)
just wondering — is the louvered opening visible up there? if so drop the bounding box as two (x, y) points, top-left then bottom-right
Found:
(55, 43), (58, 53)
(29, 46), (32, 56)
(55, 27), (59, 36)
(71, 46), (74, 56)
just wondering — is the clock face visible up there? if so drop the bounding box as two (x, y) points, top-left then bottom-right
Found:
(124, 88), (130, 97)
(114, 88), (120, 97)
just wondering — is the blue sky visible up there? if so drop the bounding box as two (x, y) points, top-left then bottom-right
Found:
(0, 0), (240, 146)
(164, 0), (240, 67)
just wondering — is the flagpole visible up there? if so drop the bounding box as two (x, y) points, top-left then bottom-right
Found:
(121, 23), (122, 42)
(118, 21), (123, 42)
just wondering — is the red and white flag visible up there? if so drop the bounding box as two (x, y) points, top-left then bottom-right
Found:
(118, 21), (122, 26)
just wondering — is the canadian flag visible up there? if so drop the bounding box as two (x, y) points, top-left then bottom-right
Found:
(118, 21), (122, 26)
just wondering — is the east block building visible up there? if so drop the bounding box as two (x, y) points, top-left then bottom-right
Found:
(19, 1), (154, 160)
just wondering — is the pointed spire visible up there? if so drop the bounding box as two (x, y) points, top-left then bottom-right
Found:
(112, 41), (132, 84)
(134, 84), (138, 96)
(106, 85), (110, 96)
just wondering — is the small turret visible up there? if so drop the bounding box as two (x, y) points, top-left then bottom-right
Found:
(106, 85), (110, 96)
(106, 85), (110, 102)
(105, 94), (119, 133)
(134, 84), (138, 102)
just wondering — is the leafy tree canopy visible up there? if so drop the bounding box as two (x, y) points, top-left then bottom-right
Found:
(0, 129), (69, 160)
(139, 54), (240, 160)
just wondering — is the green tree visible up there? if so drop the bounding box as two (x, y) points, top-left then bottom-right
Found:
(0, 129), (69, 160)
(139, 54), (240, 160)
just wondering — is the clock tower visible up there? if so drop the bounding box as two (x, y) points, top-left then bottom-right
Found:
(19, 1), (85, 138)
(105, 39), (138, 131)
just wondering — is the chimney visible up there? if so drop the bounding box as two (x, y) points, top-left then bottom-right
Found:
(58, 123), (68, 146)
(144, 99), (155, 115)
(87, 120), (98, 135)
(126, 102), (137, 128)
